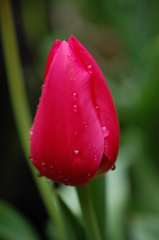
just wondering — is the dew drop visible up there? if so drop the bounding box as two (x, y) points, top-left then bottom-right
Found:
(70, 78), (73, 81)
(67, 53), (72, 59)
(50, 166), (55, 174)
(58, 171), (63, 181)
(84, 122), (88, 128)
(54, 160), (57, 166)
(64, 179), (71, 186)
(73, 150), (82, 162)
(102, 126), (109, 137)
(111, 164), (116, 171)
(73, 104), (78, 113)
(58, 174), (64, 181)
(78, 161), (82, 168)
(41, 84), (45, 90)
(95, 106), (100, 115)
(33, 159), (37, 165)
(94, 155), (97, 161)
(71, 131), (77, 136)
(72, 92), (78, 101)
(86, 65), (93, 74)
(74, 149), (79, 154)
(41, 162), (46, 171)
(87, 173), (91, 181)
(29, 155), (34, 162)
(88, 144), (92, 149)
(29, 128), (33, 135)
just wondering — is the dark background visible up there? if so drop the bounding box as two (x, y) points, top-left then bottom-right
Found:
(1, 0), (159, 239)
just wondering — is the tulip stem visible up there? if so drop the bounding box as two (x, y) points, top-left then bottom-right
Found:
(0, 1), (66, 240)
(77, 184), (103, 240)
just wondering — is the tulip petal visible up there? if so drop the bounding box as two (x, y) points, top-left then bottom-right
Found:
(30, 40), (104, 186)
(44, 40), (61, 82)
(69, 36), (120, 175)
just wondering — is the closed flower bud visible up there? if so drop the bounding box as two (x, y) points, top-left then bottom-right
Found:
(30, 36), (120, 186)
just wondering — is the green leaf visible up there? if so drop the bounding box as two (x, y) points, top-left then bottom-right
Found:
(59, 197), (86, 240)
(58, 186), (82, 218)
(89, 176), (106, 239)
(0, 199), (41, 240)
(106, 148), (130, 240)
(46, 188), (86, 240)
(128, 213), (159, 240)
(58, 186), (86, 240)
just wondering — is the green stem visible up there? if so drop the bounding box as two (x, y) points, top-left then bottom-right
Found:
(76, 184), (102, 240)
(0, 1), (65, 239)
(89, 176), (106, 239)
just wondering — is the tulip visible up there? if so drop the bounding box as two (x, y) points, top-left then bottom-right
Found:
(30, 36), (120, 186)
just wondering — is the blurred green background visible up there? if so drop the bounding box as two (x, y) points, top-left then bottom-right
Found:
(1, 0), (159, 239)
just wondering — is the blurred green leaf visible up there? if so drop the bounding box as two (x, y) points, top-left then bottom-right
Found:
(128, 213), (159, 240)
(58, 186), (84, 239)
(20, 0), (48, 46)
(45, 220), (59, 240)
(46, 189), (86, 240)
(0, 199), (41, 240)
(106, 149), (130, 240)
(58, 186), (81, 218)
(59, 197), (86, 240)
(89, 176), (106, 239)
(131, 153), (159, 214)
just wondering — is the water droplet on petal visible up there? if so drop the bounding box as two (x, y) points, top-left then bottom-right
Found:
(33, 159), (37, 165)
(50, 166), (55, 174)
(87, 173), (91, 181)
(94, 155), (97, 161)
(86, 65), (93, 74)
(29, 128), (33, 135)
(29, 155), (34, 162)
(41, 84), (45, 90)
(88, 144), (92, 149)
(64, 179), (71, 186)
(73, 104), (78, 113)
(67, 53), (72, 59)
(78, 161), (82, 168)
(41, 162), (46, 171)
(102, 126), (109, 137)
(73, 150), (82, 162)
(84, 122), (88, 128)
(72, 92), (78, 101)
(111, 164), (116, 171)
(70, 78), (73, 81)
(71, 131), (77, 137)
(58, 174), (64, 181)
(95, 106), (100, 115)
(54, 160), (57, 166)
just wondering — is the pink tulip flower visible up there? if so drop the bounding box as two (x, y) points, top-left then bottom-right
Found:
(30, 36), (120, 186)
